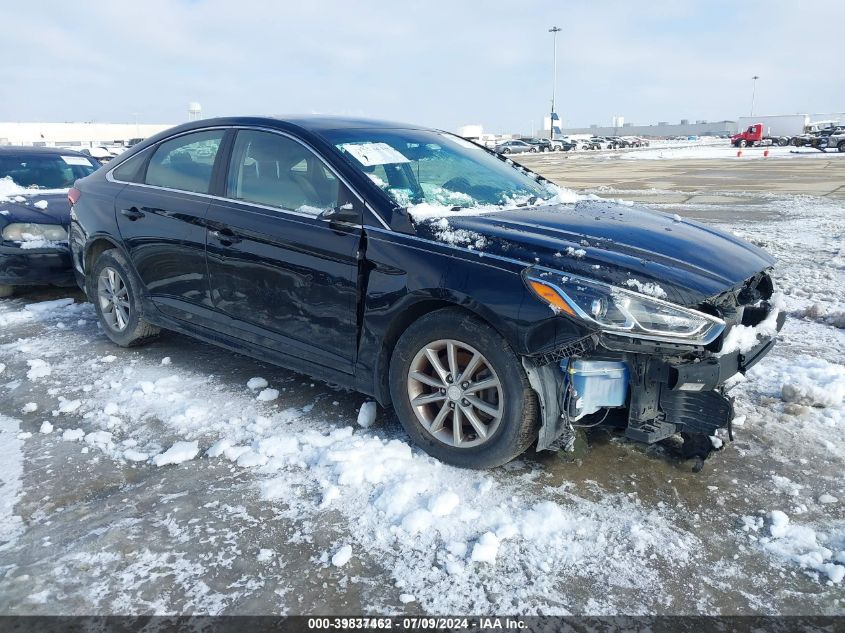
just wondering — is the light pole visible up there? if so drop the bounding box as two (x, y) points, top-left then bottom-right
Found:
(750, 75), (759, 117)
(549, 26), (561, 140)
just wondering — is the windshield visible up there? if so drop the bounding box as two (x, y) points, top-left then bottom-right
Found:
(322, 128), (572, 218)
(0, 153), (98, 190)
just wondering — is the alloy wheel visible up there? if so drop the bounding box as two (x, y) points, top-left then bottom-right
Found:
(407, 339), (503, 448)
(97, 266), (131, 332)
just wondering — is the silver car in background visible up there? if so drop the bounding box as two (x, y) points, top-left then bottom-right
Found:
(494, 139), (534, 155)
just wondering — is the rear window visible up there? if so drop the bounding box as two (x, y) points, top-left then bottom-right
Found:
(0, 153), (98, 189)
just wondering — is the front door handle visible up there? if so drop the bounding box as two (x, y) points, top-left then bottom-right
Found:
(120, 207), (145, 221)
(210, 228), (242, 245)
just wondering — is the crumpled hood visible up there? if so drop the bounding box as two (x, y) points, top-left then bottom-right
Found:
(0, 192), (70, 227)
(415, 199), (776, 306)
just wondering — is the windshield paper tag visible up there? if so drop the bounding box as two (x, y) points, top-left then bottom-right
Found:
(61, 155), (94, 166)
(340, 142), (410, 166)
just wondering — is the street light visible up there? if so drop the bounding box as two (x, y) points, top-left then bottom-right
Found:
(549, 26), (562, 140)
(750, 75), (759, 117)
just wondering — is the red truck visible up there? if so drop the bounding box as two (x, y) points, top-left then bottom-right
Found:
(731, 123), (789, 148)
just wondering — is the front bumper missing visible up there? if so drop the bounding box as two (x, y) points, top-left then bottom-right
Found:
(626, 315), (784, 443)
(529, 310), (785, 452)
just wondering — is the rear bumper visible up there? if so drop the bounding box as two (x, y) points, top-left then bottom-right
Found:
(0, 243), (75, 287)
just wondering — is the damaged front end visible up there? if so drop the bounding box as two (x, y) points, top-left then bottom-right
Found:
(522, 268), (784, 462)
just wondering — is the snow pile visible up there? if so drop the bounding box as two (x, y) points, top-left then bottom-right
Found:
(427, 218), (487, 250)
(62, 428), (85, 442)
(356, 401), (377, 428)
(0, 415), (25, 547)
(742, 512), (845, 583)
(152, 441), (199, 467)
(0, 176), (28, 200)
(247, 377), (268, 390)
(256, 388), (279, 402)
(624, 278), (668, 299)
(779, 358), (845, 408)
(793, 303), (845, 329)
(719, 293), (784, 356)
(331, 545), (353, 567)
(556, 246), (586, 259)
(234, 426), (696, 607)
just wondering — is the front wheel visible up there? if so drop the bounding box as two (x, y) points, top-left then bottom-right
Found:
(90, 249), (160, 347)
(738, 139), (748, 148)
(838, 141), (845, 153)
(389, 308), (538, 469)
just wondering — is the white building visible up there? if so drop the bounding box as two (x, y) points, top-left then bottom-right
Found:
(0, 121), (175, 148)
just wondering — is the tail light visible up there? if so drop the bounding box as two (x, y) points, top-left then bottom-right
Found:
(68, 187), (81, 207)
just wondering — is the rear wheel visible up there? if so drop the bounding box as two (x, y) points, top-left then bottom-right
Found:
(90, 249), (160, 347)
(389, 308), (538, 469)
(0, 285), (14, 298)
(838, 141), (845, 153)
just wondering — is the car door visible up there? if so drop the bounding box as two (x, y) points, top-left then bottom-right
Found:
(204, 128), (362, 373)
(113, 129), (226, 319)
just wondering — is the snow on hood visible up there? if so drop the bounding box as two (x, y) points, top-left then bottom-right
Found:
(0, 177), (72, 226)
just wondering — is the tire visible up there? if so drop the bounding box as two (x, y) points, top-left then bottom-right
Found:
(89, 249), (160, 347)
(389, 308), (539, 469)
(0, 284), (14, 298)
(838, 141), (845, 153)
(502, 148), (510, 155)
(778, 138), (788, 147)
(530, 147), (538, 153)
(738, 140), (748, 148)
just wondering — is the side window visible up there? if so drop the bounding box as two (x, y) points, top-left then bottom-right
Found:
(226, 130), (338, 214)
(111, 149), (148, 183)
(145, 130), (223, 194)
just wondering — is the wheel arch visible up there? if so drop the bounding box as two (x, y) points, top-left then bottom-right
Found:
(370, 295), (518, 405)
(83, 234), (124, 276)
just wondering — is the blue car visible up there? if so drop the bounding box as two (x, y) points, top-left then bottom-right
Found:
(69, 116), (783, 469)
(0, 146), (99, 296)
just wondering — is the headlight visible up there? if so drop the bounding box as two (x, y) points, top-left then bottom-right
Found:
(2, 223), (68, 242)
(525, 269), (725, 345)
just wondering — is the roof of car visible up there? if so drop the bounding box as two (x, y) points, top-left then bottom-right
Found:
(0, 145), (90, 156)
(171, 115), (434, 134)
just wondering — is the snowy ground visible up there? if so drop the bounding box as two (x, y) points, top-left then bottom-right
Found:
(0, 179), (843, 615)
(617, 144), (842, 161)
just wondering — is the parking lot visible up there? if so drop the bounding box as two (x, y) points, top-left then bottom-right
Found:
(1, 149), (843, 615)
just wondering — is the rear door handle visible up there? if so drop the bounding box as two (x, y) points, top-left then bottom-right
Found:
(210, 228), (242, 245)
(120, 207), (145, 221)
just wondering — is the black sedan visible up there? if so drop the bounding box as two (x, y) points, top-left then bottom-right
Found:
(0, 146), (99, 296)
(69, 116), (782, 469)
(520, 138), (552, 152)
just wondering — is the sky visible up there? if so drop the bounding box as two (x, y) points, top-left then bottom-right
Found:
(1, 0), (843, 134)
